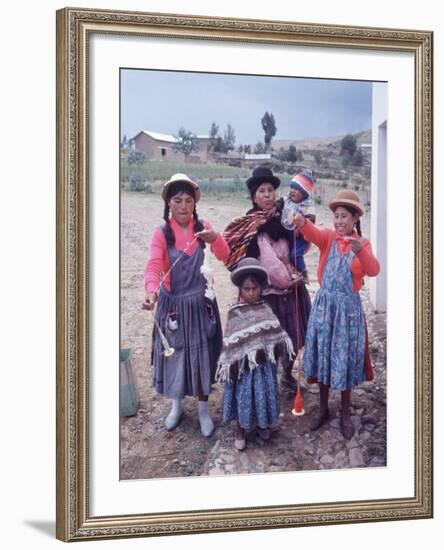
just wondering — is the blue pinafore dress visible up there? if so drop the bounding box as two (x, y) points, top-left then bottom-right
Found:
(302, 241), (366, 390)
(151, 237), (223, 399)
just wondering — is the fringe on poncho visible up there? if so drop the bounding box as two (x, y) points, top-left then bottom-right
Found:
(216, 301), (294, 383)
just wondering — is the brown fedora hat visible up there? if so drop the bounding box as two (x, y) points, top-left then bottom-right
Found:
(329, 189), (364, 217)
(161, 173), (201, 202)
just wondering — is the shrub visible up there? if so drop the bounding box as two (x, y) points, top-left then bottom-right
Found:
(129, 172), (151, 192)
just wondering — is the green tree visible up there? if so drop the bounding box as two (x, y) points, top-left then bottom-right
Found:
(172, 127), (199, 161)
(340, 134), (357, 167)
(351, 148), (364, 167)
(314, 151), (323, 165)
(287, 144), (298, 162)
(127, 149), (146, 165)
(223, 123), (236, 152)
(209, 122), (219, 151)
(261, 112), (277, 151)
(254, 142), (265, 154)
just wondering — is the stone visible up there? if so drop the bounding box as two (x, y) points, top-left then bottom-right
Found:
(240, 454), (249, 468)
(220, 453), (235, 463)
(349, 448), (365, 467)
(211, 440), (221, 455)
(209, 467), (224, 476)
(320, 454), (334, 466)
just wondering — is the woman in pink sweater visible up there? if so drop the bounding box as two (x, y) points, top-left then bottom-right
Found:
(142, 174), (229, 437)
(293, 190), (380, 440)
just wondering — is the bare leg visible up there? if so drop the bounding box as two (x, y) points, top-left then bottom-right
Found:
(340, 389), (355, 440)
(234, 422), (246, 451)
(309, 383), (330, 430)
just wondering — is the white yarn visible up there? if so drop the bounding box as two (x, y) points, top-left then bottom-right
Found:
(200, 246), (216, 300)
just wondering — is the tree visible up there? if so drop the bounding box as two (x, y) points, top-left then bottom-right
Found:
(351, 148), (364, 167)
(223, 123), (236, 152)
(209, 122), (219, 151)
(172, 127), (199, 161)
(287, 144), (298, 162)
(120, 134), (128, 151)
(314, 151), (323, 166)
(261, 112), (277, 151)
(340, 134), (357, 167)
(127, 149), (146, 165)
(254, 142), (265, 154)
(244, 144), (251, 154)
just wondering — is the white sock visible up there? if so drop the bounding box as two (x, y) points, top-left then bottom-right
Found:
(165, 399), (183, 431)
(198, 400), (214, 437)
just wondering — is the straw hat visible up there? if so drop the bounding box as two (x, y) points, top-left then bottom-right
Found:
(230, 257), (268, 287)
(328, 189), (364, 217)
(161, 173), (201, 202)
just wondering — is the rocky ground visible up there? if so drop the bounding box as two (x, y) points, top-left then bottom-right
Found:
(120, 190), (386, 480)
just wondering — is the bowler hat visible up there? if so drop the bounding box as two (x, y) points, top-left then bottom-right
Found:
(246, 166), (281, 193)
(329, 189), (364, 217)
(230, 257), (268, 287)
(161, 173), (201, 202)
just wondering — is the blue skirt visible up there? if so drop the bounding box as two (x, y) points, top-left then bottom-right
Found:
(222, 360), (280, 430)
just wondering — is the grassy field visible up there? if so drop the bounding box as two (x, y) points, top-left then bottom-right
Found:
(121, 158), (295, 196)
(121, 159), (251, 182)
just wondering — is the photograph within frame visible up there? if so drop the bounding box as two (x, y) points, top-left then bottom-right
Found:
(56, 7), (433, 542)
(119, 67), (387, 482)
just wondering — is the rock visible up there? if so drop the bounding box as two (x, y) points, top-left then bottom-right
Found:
(211, 439), (221, 455)
(220, 453), (235, 463)
(239, 454), (249, 468)
(349, 448), (365, 467)
(209, 467), (224, 476)
(319, 454), (334, 465)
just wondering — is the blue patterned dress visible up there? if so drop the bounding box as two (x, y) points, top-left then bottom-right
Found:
(302, 241), (366, 390)
(222, 359), (280, 430)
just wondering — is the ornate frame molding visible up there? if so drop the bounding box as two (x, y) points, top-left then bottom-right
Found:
(56, 7), (433, 542)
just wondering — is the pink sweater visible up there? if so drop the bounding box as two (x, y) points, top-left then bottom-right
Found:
(144, 218), (230, 294)
(300, 219), (380, 292)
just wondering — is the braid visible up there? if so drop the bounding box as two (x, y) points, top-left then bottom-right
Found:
(355, 219), (362, 237)
(163, 202), (175, 247)
(193, 208), (206, 249)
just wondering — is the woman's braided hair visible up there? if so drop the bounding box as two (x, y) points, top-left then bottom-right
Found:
(163, 181), (205, 248)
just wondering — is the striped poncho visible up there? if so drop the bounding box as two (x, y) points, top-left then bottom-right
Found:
(216, 301), (294, 382)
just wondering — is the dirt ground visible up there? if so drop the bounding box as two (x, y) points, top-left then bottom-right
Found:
(120, 190), (386, 480)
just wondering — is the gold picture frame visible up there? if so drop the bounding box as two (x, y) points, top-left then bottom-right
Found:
(56, 6), (433, 542)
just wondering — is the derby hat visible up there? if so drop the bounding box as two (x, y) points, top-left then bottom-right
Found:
(329, 189), (364, 217)
(161, 173), (201, 202)
(230, 257), (268, 287)
(246, 166), (281, 193)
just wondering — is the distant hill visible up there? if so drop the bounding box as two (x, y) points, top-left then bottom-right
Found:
(248, 129), (372, 152)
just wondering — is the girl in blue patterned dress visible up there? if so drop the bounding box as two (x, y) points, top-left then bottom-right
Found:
(293, 190), (380, 440)
(216, 258), (294, 451)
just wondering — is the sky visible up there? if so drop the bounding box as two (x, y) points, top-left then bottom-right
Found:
(120, 69), (373, 145)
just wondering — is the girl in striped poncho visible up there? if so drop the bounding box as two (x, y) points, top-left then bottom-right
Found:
(216, 258), (294, 451)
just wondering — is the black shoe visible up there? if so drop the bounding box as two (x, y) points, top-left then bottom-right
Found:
(309, 410), (330, 431)
(340, 420), (355, 440)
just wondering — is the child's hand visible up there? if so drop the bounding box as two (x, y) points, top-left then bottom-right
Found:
(292, 213), (306, 229)
(347, 236), (363, 254)
(142, 292), (157, 310)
